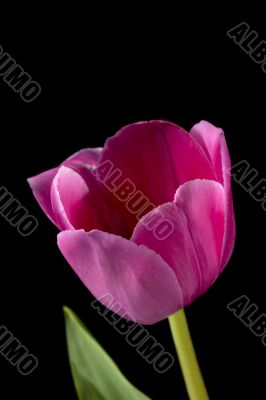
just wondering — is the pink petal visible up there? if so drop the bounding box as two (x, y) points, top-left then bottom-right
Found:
(57, 229), (183, 324)
(190, 121), (236, 269)
(51, 166), (85, 230)
(64, 147), (103, 167)
(27, 148), (103, 230)
(97, 121), (216, 233)
(27, 168), (58, 225)
(51, 166), (127, 234)
(132, 179), (225, 306)
(62, 147), (104, 190)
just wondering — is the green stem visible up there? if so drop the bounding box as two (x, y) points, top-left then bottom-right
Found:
(168, 309), (209, 400)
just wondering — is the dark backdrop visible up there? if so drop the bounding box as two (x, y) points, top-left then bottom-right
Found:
(0, 7), (265, 400)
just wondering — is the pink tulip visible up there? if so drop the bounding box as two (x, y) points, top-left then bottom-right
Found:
(28, 120), (235, 324)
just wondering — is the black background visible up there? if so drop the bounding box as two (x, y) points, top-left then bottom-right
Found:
(0, 8), (265, 400)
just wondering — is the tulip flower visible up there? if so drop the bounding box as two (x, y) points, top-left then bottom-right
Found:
(28, 120), (235, 325)
(28, 120), (236, 399)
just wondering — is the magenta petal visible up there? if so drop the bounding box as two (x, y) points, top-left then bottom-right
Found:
(27, 148), (103, 229)
(27, 168), (58, 225)
(51, 166), (128, 235)
(132, 179), (225, 306)
(62, 147), (103, 189)
(190, 121), (224, 184)
(190, 121), (236, 269)
(57, 229), (183, 324)
(51, 166), (86, 230)
(64, 147), (103, 167)
(98, 120), (216, 233)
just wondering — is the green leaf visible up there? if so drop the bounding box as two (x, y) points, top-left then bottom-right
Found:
(64, 306), (151, 400)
